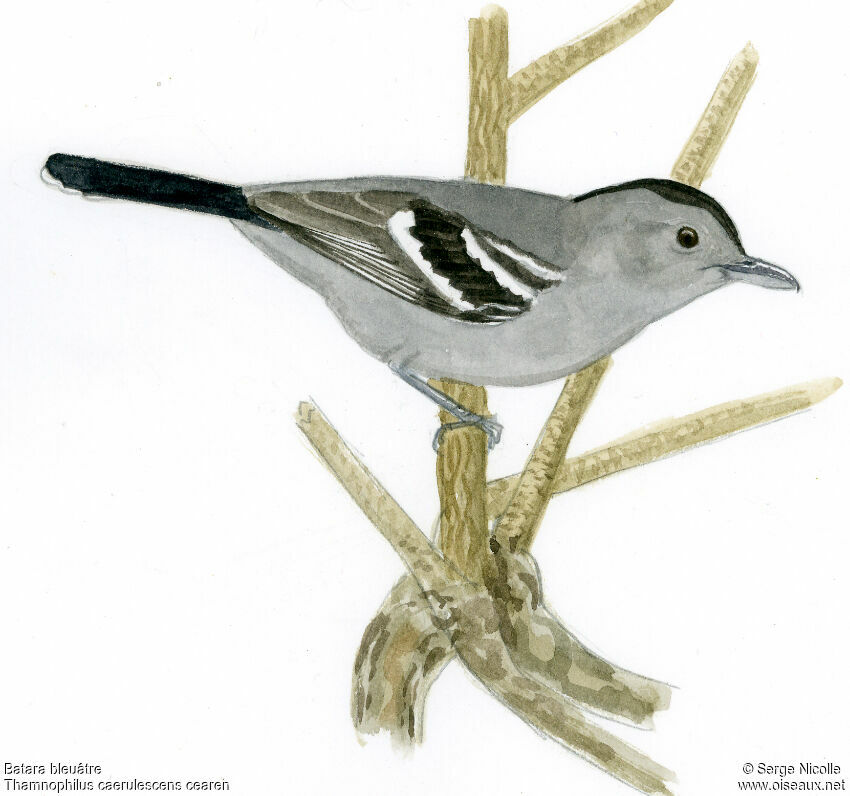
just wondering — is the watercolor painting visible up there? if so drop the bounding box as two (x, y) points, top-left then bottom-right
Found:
(2, 1), (848, 795)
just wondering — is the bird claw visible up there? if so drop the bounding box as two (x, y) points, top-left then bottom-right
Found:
(432, 416), (503, 452)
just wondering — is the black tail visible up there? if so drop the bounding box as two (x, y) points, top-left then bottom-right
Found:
(44, 153), (255, 222)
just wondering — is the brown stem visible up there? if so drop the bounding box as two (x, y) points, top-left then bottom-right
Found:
(671, 43), (759, 188)
(299, 397), (675, 790)
(434, 6), (510, 581)
(295, 401), (456, 593)
(486, 377), (841, 520)
(432, 380), (491, 581)
(494, 357), (610, 553)
(508, 0), (674, 123)
(351, 575), (453, 744)
(465, 5), (510, 184)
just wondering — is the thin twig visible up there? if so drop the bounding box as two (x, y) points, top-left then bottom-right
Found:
(508, 0), (674, 123)
(486, 377), (842, 519)
(494, 357), (610, 553)
(295, 401), (456, 593)
(671, 43), (759, 187)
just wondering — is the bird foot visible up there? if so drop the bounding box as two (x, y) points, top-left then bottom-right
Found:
(432, 416), (503, 452)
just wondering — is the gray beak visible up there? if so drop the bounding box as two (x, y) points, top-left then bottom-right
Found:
(717, 256), (800, 292)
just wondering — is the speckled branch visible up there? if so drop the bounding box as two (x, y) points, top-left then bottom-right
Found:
(296, 399), (458, 743)
(479, 359), (673, 730)
(465, 4), (510, 185)
(445, 584), (676, 795)
(508, 0), (674, 123)
(432, 4), (511, 585)
(486, 544), (673, 728)
(493, 357), (610, 554)
(349, 376), (841, 740)
(432, 380), (491, 581)
(351, 572), (675, 792)
(486, 377), (842, 519)
(299, 401), (675, 791)
(298, 394), (671, 739)
(295, 401), (457, 594)
(351, 575), (453, 744)
(671, 43), (760, 188)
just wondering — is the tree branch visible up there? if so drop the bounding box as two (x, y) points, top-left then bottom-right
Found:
(431, 4), (512, 585)
(508, 0), (674, 124)
(302, 379), (676, 740)
(486, 377), (841, 519)
(432, 380), (492, 581)
(485, 543), (673, 728)
(448, 591), (676, 795)
(351, 575), (453, 744)
(295, 401), (456, 593)
(671, 43), (759, 188)
(300, 403), (675, 791)
(302, 374), (842, 735)
(493, 357), (610, 553)
(466, 4), (510, 184)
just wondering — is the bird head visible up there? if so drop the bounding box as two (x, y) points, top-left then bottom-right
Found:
(570, 179), (799, 316)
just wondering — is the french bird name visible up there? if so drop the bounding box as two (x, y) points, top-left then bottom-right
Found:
(4, 764), (102, 776)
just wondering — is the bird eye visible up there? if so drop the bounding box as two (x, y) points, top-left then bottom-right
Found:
(677, 226), (699, 249)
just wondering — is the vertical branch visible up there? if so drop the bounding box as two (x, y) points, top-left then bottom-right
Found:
(465, 5), (510, 184)
(433, 381), (491, 580)
(434, 5), (509, 581)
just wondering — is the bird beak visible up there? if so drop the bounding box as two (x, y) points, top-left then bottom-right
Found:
(715, 256), (800, 292)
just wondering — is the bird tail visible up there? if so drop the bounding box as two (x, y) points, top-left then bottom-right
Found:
(43, 153), (255, 222)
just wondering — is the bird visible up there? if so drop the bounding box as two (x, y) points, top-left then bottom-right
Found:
(43, 153), (800, 448)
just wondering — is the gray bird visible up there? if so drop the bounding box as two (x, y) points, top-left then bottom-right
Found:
(43, 154), (799, 448)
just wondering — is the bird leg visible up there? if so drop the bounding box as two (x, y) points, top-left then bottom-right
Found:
(389, 363), (503, 450)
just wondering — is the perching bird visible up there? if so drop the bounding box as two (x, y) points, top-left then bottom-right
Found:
(43, 153), (799, 448)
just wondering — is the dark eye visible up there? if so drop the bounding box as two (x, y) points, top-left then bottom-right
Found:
(677, 226), (699, 249)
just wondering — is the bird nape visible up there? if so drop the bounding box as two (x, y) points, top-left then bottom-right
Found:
(43, 153), (800, 448)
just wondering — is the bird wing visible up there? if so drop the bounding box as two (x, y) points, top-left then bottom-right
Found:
(248, 189), (564, 323)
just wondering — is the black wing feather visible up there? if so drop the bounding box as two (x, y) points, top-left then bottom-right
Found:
(249, 190), (563, 323)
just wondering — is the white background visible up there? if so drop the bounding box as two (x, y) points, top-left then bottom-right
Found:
(1, 0), (848, 793)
